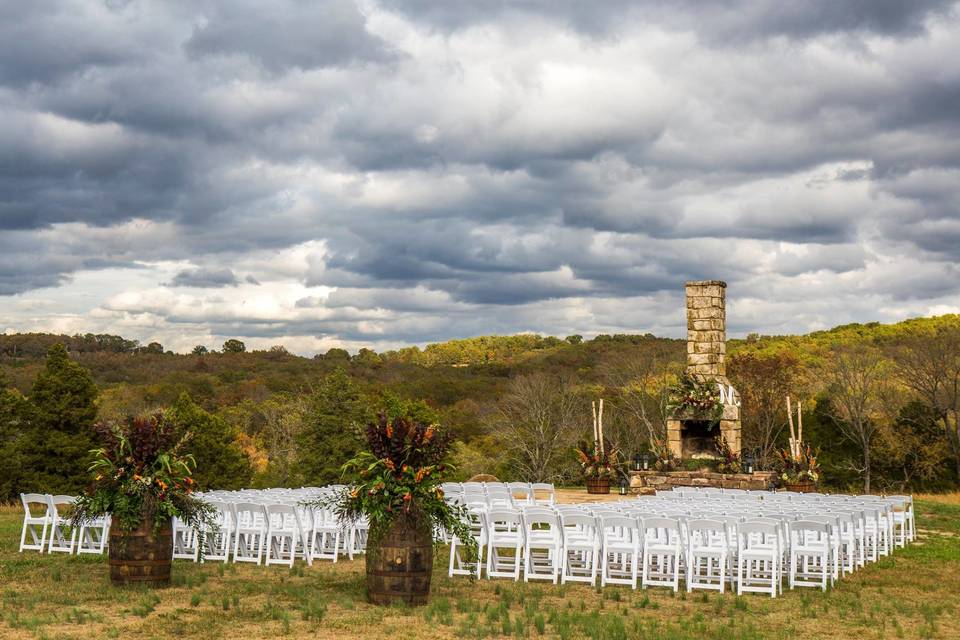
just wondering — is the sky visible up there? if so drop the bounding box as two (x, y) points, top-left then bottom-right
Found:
(2, 0), (960, 355)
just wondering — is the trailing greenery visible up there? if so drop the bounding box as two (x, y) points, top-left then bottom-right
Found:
(72, 414), (215, 535)
(311, 414), (475, 559)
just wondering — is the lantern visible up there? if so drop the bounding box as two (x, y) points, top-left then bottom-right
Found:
(632, 453), (642, 472)
(744, 451), (755, 475)
(642, 452), (650, 471)
(619, 477), (629, 495)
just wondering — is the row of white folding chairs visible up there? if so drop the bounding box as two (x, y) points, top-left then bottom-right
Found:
(642, 491), (914, 548)
(18, 493), (110, 555)
(670, 490), (915, 539)
(449, 500), (912, 595)
(442, 482), (556, 506)
(172, 496), (367, 567)
(616, 498), (904, 561)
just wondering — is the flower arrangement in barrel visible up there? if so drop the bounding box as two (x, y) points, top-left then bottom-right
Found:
(319, 413), (475, 550)
(667, 373), (724, 422)
(575, 441), (621, 479)
(73, 413), (214, 534)
(778, 444), (821, 484)
(575, 398), (621, 480)
(777, 395), (821, 485)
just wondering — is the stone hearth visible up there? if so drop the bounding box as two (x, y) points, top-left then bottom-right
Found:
(629, 470), (776, 494)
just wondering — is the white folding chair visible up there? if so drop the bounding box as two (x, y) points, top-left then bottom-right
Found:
(737, 521), (780, 597)
(449, 508), (486, 578)
(560, 513), (601, 585)
(789, 521), (831, 591)
(485, 509), (523, 580)
(19, 493), (52, 553)
(233, 502), (268, 565)
(202, 501), (233, 563)
(172, 514), (201, 562)
(686, 519), (728, 593)
(600, 515), (642, 589)
(531, 483), (556, 506)
(523, 510), (562, 583)
(308, 507), (342, 564)
(46, 495), (78, 555)
(77, 514), (110, 555)
(641, 517), (682, 592)
(265, 504), (303, 567)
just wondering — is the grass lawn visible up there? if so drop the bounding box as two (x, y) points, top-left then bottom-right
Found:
(1, 493), (958, 640)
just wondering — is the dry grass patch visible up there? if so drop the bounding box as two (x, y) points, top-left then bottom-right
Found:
(1, 497), (958, 639)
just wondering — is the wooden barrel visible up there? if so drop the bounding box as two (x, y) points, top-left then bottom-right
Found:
(108, 517), (173, 588)
(586, 478), (610, 494)
(784, 480), (816, 494)
(366, 518), (433, 606)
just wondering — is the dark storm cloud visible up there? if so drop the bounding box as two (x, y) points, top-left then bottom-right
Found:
(184, 0), (397, 73)
(168, 267), (240, 288)
(2, 0), (960, 350)
(379, 0), (953, 41)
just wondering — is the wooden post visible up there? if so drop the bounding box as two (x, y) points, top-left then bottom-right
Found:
(787, 396), (797, 459)
(598, 399), (605, 455)
(592, 401), (598, 454)
(797, 400), (803, 453)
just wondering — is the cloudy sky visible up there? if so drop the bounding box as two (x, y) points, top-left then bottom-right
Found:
(2, 1), (960, 355)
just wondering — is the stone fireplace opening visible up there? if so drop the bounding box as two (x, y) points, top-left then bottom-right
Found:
(680, 420), (717, 459)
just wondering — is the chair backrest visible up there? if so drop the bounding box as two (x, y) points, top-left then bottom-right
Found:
(791, 520), (831, 545)
(21, 493), (50, 519)
(739, 521), (779, 538)
(561, 512), (598, 530)
(47, 495), (75, 518)
(486, 508), (523, 527)
(641, 516), (680, 536)
(601, 514), (639, 532)
(235, 502), (267, 527)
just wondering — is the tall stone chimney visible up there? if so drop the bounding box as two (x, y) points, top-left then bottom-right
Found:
(685, 280), (728, 381)
(666, 280), (741, 459)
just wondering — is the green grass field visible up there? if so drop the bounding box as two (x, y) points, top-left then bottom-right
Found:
(1, 495), (958, 640)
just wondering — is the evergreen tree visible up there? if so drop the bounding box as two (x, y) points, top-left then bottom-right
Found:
(19, 344), (98, 494)
(167, 393), (252, 490)
(0, 371), (27, 500)
(295, 369), (370, 485)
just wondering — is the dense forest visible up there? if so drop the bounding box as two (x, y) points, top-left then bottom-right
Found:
(2, 314), (959, 498)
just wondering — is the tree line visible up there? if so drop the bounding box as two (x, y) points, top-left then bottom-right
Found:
(1, 316), (959, 497)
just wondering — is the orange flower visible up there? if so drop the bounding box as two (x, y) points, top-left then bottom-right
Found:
(386, 424), (394, 439)
(403, 492), (412, 502)
(349, 488), (359, 498)
(423, 425), (435, 444)
(414, 467), (427, 483)
(384, 459), (396, 471)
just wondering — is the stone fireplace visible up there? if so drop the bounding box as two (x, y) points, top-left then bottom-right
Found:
(667, 280), (741, 459)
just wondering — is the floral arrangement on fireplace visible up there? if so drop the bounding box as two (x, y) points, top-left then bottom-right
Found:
(649, 436), (680, 472)
(666, 373), (724, 422)
(777, 444), (821, 484)
(714, 435), (743, 474)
